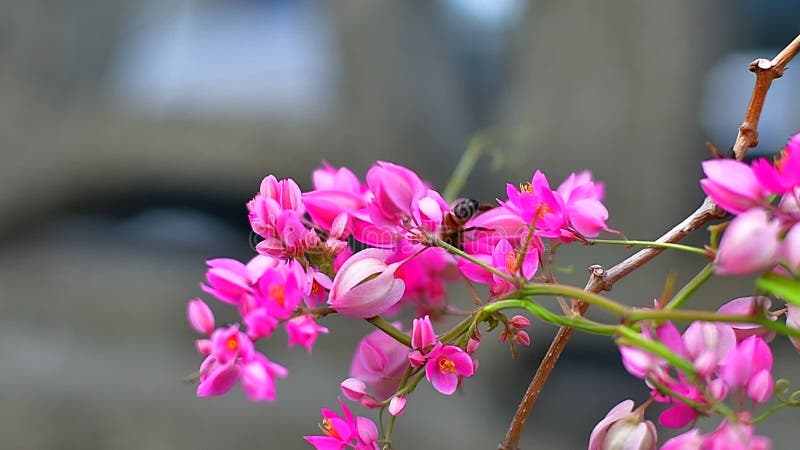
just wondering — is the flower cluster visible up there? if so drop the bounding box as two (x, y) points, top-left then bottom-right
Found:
(609, 297), (781, 449)
(701, 133), (800, 275)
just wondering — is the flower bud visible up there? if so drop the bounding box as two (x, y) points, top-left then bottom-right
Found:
(187, 298), (215, 335)
(589, 400), (657, 450)
(388, 396), (406, 417)
(411, 315), (437, 351)
(714, 208), (781, 275)
(747, 369), (774, 404)
(514, 331), (531, 347)
(700, 159), (767, 214)
(328, 249), (406, 318)
(340, 377), (368, 401)
(509, 314), (531, 329)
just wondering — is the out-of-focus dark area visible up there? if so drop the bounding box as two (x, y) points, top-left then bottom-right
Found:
(2, 1), (800, 449)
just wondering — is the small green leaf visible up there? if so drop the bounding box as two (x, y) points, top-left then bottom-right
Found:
(756, 273), (800, 305)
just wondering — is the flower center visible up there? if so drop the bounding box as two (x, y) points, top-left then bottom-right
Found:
(321, 418), (341, 440)
(519, 182), (533, 193)
(310, 280), (321, 296)
(438, 357), (456, 375)
(534, 202), (552, 222)
(506, 250), (520, 274)
(226, 336), (239, 351)
(269, 284), (286, 307)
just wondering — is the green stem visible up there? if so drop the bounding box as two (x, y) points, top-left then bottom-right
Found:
(443, 133), (488, 202)
(519, 283), (629, 316)
(648, 377), (735, 420)
(665, 264), (714, 310)
(627, 309), (800, 340)
(439, 314), (477, 344)
(616, 327), (697, 377)
(366, 316), (412, 347)
(588, 239), (709, 257)
(433, 237), (516, 283)
(751, 402), (792, 424)
(482, 299), (618, 335)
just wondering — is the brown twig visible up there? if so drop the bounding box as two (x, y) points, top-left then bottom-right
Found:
(731, 33), (800, 160)
(498, 33), (800, 450)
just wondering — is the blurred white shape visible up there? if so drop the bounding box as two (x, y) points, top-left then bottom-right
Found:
(109, 0), (339, 120)
(701, 51), (800, 157)
(441, 0), (526, 30)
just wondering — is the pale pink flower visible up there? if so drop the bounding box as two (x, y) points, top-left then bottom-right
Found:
(285, 314), (329, 354)
(350, 326), (409, 400)
(187, 298), (215, 335)
(720, 336), (774, 399)
(717, 297), (776, 342)
(425, 345), (474, 395)
(700, 159), (768, 214)
(786, 305), (800, 352)
(328, 249), (406, 318)
(340, 378), (368, 402)
(659, 429), (703, 450)
(714, 208), (781, 275)
(388, 396), (406, 417)
(782, 222), (800, 271)
(704, 419), (771, 450)
(588, 399), (657, 450)
(682, 322), (736, 376)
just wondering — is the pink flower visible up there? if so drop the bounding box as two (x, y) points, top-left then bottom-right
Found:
(660, 429), (703, 450)
(393, 246), (456, 316)
(210, 325), (254, 364)
(240, 353), (289, 402)
(786, 305), (800, 352)
(187, 298), (215, 335)
(619, 322), (683, 379)
(350, 326), (409, 400)
(657, 382), (705, 428)
(717, 297), (776, 342)
(682, 322), (736, 376)
(196, 351), (287, 402)
(751, 133), (800, 194)
(285, 314), (329, 354)
(503, 171), (566, 236)
(782, 222), (800, 271)
(588, 399), (657, 450)
(201, 258), (253, 305)
(247, 175), (304, 237)
(411, 315), (437, 352)
(255, 266), (302, 319)
(312, 163), (367, 194)
(388, 396), (406, 417)
(304, 399), (380, 450)
(328, 249), (406, 318)
(700, 159), (768, 214)
(714, 208), (781, 275)
(243, 309), (279, 340)
(340, 378), (368, 402)
(303, 189), (365, 234)
(720, 336), (773, 399)
(556, 170), (615, 239)
(365, 161), (426, 225)
(704, 419), (771, 450)
(425, 345), (474, 395)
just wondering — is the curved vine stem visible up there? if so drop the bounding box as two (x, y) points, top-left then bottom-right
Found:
(498, 34), (800, 450)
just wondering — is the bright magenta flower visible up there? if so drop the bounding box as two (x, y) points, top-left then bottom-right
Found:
(714, 208), (781, 275)
(660, 429), (703, 450)
(391, 246), (456, 316)
(504, 170), (566, 236)
(588, 399), (657, 450)
(700, 159), (768, 214)
(286, 314), (329, 354)
(752, 133), (800, 194)
(411, 315), (437, 352)
(196, 350), (287, 402)
(350, 326), (408, 400)
(366, 161), (427, 225)
(425, 344), (474, 395)
(210, 325), (254, 364)
(328, 249), (406, 318)
(556, 170), (616, 239)
(255, 267), (302, 319)
(201, 258), (253, 305)
(187, 298), (215, 335)
(247, 175), (305, 237)
(243, 308), (279, 340)
(304, 399), (380, 450)
(720, 335), (774, 403)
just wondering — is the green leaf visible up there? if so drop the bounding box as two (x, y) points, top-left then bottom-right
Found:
(757, 273), (800, 305)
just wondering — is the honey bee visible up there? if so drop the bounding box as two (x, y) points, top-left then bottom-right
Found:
(439, 198), (493, 249)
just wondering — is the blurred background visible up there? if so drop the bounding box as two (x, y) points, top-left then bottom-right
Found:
(2, 1), (800, 449)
